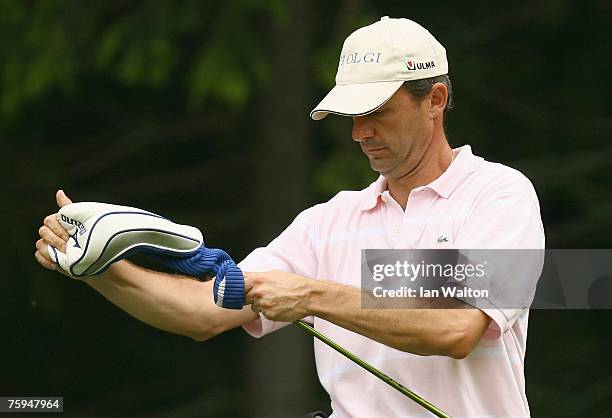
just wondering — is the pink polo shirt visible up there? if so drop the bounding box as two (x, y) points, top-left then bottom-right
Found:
(240, 145), (545, 418)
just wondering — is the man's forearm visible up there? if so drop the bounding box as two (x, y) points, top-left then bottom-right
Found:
(306, 280), (490, 359)
(83, 260), (256, 341)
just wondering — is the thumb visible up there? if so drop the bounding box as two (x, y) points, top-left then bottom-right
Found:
(56, 189), (73, 208)
(243, 273), (253, 293)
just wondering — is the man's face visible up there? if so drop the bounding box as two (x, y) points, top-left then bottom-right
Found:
(352, 87), (434, 179)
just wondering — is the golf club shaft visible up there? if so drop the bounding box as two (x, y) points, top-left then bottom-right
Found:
(294, 319), (452, 418)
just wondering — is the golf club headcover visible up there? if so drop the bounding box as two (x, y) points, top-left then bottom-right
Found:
(47, 202), (204, 276)
(46, 202), (245, 309)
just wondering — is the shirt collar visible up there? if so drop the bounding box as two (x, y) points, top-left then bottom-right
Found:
(359, 145), (483, 211)
(360, 175), (388, 211)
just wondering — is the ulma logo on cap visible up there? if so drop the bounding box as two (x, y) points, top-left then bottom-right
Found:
(406, 59), (436, 71)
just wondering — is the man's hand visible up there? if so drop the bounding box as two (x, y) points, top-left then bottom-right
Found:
(244, 271), (315, 322)
(34, 190), (73, 275)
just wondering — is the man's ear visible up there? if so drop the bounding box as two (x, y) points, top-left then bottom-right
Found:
(428, 83), (448, 119)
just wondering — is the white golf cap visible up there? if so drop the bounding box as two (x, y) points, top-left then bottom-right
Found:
(310, 16), (448, 120)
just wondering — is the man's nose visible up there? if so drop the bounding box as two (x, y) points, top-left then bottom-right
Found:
(352, 116), (375, 142)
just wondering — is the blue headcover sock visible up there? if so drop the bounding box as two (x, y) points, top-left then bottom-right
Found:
(152, 245), (245, 309)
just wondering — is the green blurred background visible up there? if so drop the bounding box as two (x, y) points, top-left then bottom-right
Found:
(1, 1), (611, 416)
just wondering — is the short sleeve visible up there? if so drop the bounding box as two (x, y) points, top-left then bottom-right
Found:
(240, 207), (319, 338)
(455, 188), (545, 339)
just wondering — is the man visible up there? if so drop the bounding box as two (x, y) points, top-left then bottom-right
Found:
(36, 17), (544, 417)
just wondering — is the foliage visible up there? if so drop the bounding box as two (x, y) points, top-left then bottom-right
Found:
(0, 0), (289, 121)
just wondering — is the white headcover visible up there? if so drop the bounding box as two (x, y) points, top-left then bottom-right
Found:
(48, 202), (203, 277)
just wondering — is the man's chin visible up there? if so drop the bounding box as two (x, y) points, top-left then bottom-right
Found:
(368, 157), (391, 173)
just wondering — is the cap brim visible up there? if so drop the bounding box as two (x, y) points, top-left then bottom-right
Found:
(310, 81), (404, 121)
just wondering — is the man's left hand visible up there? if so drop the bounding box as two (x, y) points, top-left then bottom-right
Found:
(244, 271), (315, 322)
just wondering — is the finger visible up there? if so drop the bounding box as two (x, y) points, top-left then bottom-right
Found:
(36, 239), (60, 264)
(243, 273), (254, 293)
(35, 250), (57, 271)
(36, 238), (50, 257)
(250, 302), (261, 314)
(56, 189), (73, 208)
(244, 286), (261, 305)
(43, 213), (69, 242)
(244, 275), (253, 304)
(38, 225), (67, 252)
(260, 310), (275, 321)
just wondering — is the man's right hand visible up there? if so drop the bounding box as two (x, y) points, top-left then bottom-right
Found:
(34, 190), (73, 274)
